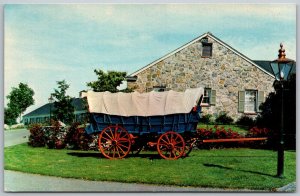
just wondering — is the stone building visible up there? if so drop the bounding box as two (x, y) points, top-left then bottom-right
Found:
(126, 32), (276, 121)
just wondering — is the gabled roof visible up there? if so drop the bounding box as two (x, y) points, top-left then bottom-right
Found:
(253, 60), (296, 76)
(23, 98), (87, 117)
(253, 60), (274, 75)
(129, 32), (275, 78)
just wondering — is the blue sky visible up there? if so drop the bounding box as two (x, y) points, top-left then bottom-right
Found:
(4, 4), (296, 114)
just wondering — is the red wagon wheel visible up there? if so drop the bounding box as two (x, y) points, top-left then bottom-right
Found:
(98, 125), (131, 159)
(157, 131), (186, 160)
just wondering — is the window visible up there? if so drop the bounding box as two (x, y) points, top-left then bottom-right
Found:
(202, 88), (211, 104)
(244, 90), (257, 113)
(238, 90), (264, 113)
(201, 88), (216, 106)
(202, 43), (212, 57)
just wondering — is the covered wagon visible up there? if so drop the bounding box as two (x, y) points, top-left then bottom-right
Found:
(82, 87), (204, 160)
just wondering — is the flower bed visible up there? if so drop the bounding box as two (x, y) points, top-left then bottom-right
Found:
(196, 125), (272, 149)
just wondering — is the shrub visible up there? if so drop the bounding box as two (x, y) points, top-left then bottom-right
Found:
(44, 120), (66, 149)
(236, 115), (255, 127)
(215, 112), (234, 125)
(64, 122), (95, 150)
(196, 128), (214, 139)
(200, 114), (213, 124)
(246, 127), (271, 137)
(28, 124), (45, 147)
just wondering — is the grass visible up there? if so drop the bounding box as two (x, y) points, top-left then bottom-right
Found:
(4, 143), (295, 191)
(198, 124), (249, 135)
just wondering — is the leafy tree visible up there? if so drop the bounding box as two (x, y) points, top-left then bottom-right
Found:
(52, 80), (75, 125)
(4, 107), (18, 125)
(256, 74), (296, 149)
(6, 83), (35, 122)
(87, 69), (132, 92)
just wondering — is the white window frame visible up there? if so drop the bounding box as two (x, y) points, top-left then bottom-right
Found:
(244, 90), (258, 113)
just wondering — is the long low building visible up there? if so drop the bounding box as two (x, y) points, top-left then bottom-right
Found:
(22, 98), (87, 125)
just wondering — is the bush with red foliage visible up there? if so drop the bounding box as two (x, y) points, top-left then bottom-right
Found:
(196, 125), (272, 149)
(28, 124), (45, 147)
(246, 127), (271, 137)
(64, 122), (95, 150)
(44, 120), (66, 149)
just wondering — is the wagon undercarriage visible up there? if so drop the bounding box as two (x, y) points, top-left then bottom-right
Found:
(96, 124), (196, 160)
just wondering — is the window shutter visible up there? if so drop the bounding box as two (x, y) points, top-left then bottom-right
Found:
(210, 90), (216, 105)
(238, 91), (245, 113)
(257, 91), (264, 112)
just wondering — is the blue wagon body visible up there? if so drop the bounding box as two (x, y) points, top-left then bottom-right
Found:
(84, 91), (203, 159)
(85, 106), (201, 135)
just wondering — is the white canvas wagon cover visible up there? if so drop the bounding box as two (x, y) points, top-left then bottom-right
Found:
(82, 87), (204, 117)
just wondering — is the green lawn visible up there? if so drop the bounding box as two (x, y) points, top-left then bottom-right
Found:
(4, 144), (295, 190)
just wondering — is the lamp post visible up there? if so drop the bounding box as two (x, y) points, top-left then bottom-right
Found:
(270, 43), (295, 178)
(48, 94), (54, 124)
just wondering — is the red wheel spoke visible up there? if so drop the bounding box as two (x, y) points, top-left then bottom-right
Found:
(118, 143), (129, 149)
(171, 150), (176, 157)
(174, 148), (181, 155)
(101, 135), (111, 142)
(157, 132), (185, 160)
(164, 135), (171, 143)
(174, 134), (179, 141)
(116, 147), (121, 158)
(103, 131), (113, 140)
(116, 145), (126, 155)
(99, 125), (131, 159)
(115, 126), (118, 138)
(108, 128), (115, 139)
(160, 138), (169, 145)
(174, 141), (183, 146)
(118, 138), (130, 143)
(112, 146), (116, 158)
(117, 130), (124, 140)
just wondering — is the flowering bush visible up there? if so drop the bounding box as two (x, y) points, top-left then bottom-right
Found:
(195, 125), (273, 149)
(64, 123), (95, 150)
(43, 120), (66, 149)
(28, 124), (45, 147)
(246, 127), (271, 137)
(197, 125), (242, 140)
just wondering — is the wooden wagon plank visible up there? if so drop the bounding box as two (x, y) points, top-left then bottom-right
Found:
(202, 137), (268, 143)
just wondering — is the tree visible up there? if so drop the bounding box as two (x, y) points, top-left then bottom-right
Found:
(52, 80), (75, 125)
(87, 69), (132, 92)
(256, 74), (296, 149)
(4, 107), (18, 125)
(6, 83), (35, 123)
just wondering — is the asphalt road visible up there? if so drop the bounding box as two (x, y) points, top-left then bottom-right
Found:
(4, 170), (261, 192)
(4, 128), (30, 147)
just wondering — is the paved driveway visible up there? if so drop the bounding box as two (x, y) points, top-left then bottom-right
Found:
(4, 170), (262, 192)
(4, 128), (30, 147)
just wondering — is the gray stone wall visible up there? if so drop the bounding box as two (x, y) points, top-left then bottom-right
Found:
(128, 37), (274, 120)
